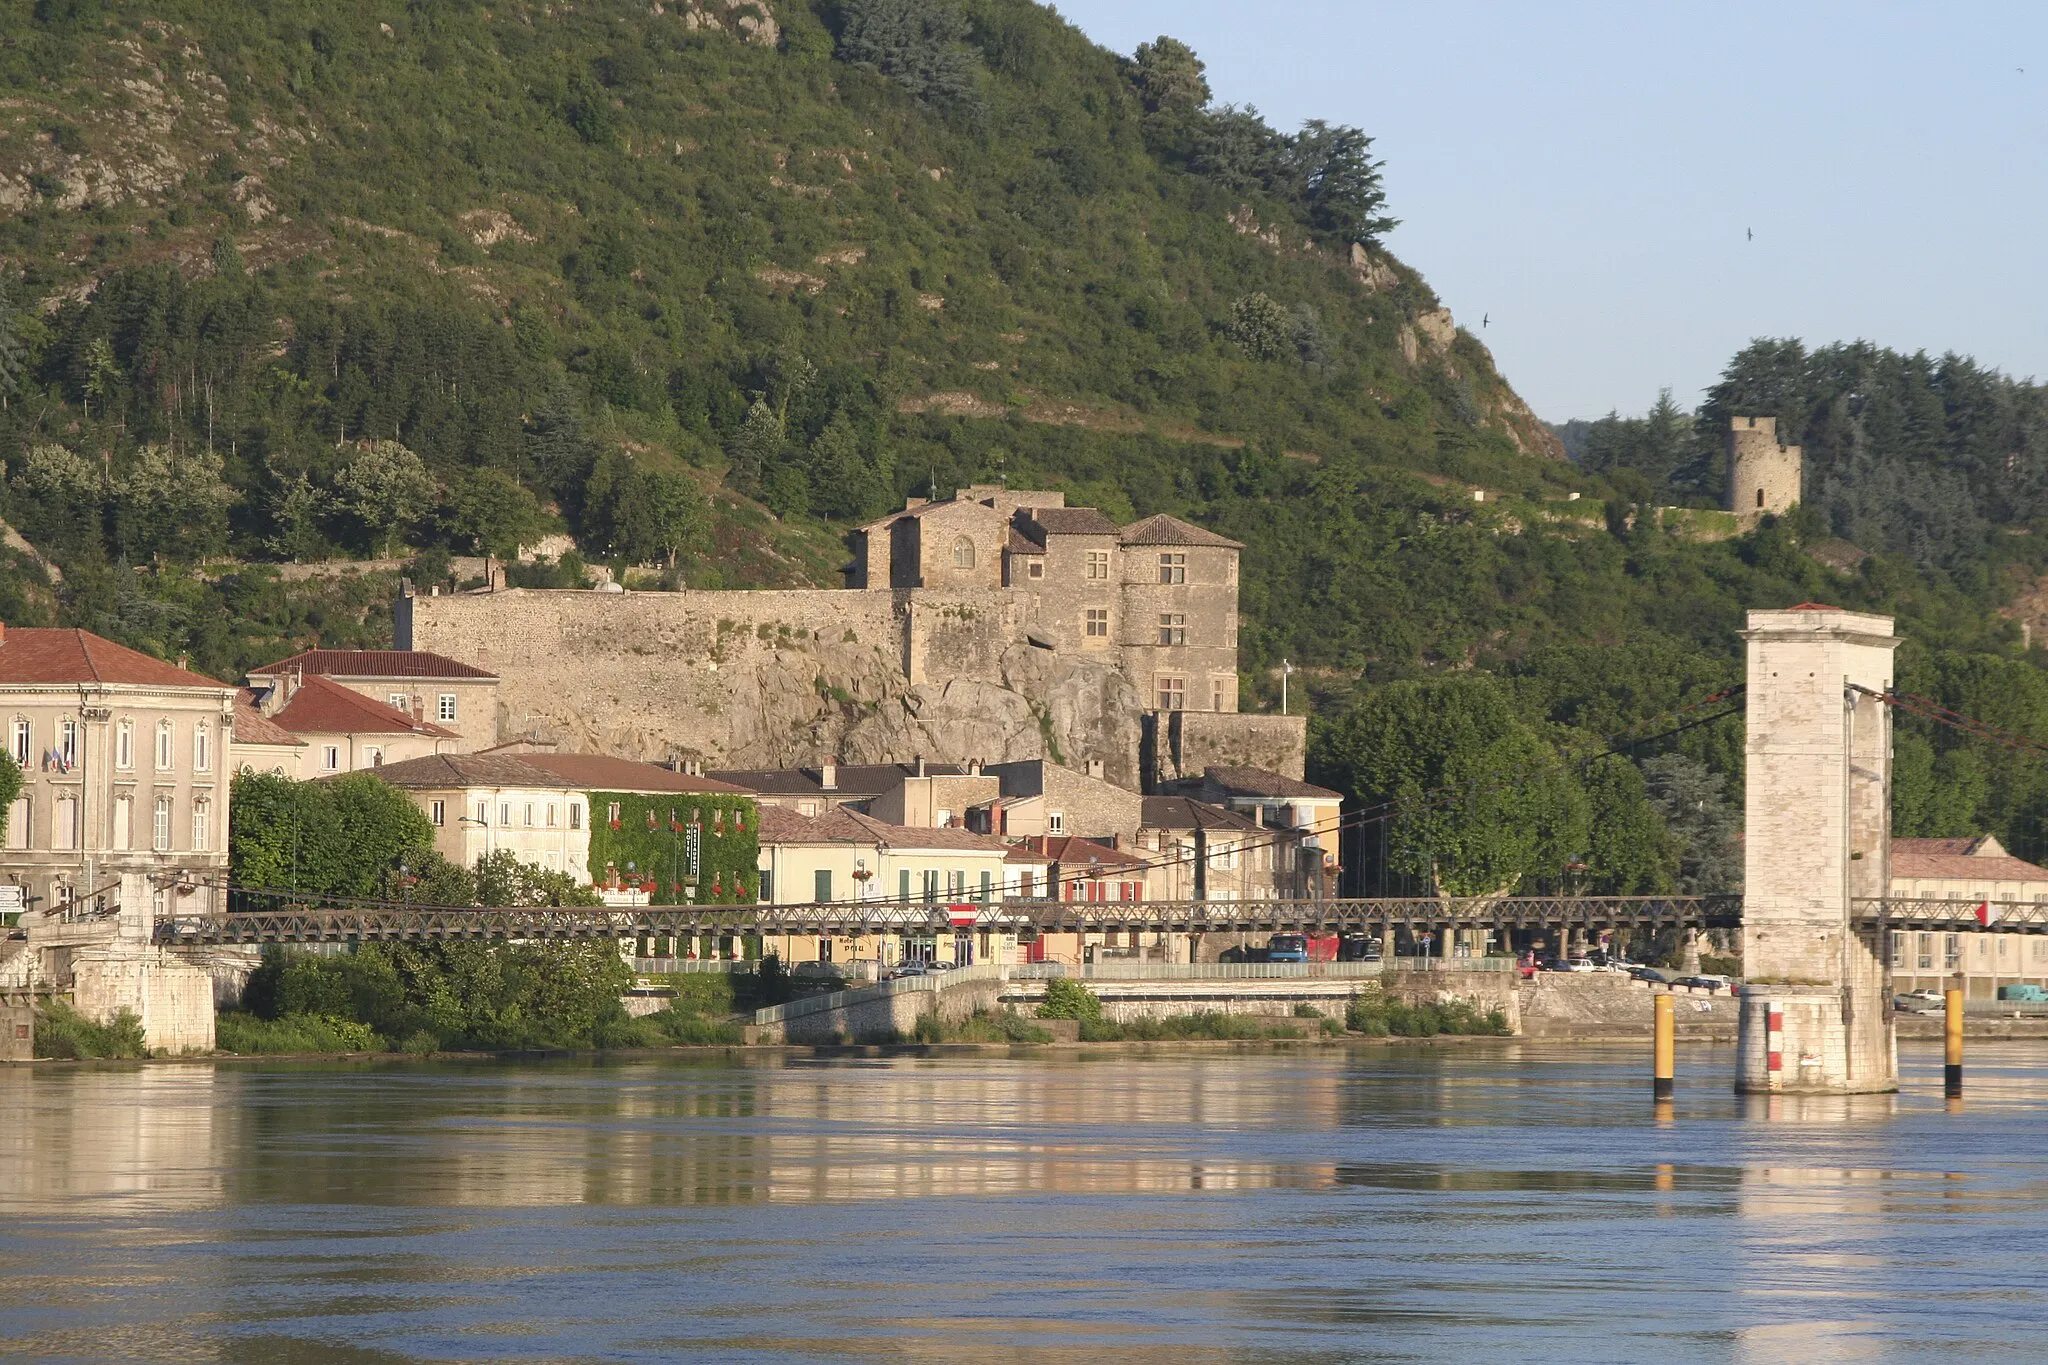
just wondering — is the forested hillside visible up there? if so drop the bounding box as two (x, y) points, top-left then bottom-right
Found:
(6, 0), (2048, 896)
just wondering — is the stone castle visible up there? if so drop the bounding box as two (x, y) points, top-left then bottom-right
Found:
(1728, 415), (1802, 518)
(397, 487), (1302, 791)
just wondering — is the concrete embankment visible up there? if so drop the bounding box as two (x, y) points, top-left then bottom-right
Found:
(1518, 973), (1737, 1042)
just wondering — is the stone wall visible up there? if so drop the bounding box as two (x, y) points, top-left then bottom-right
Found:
(764, 971), (1004, 1044)
(72, 949), (215, 1053)
(1150, 711), (1309, 785)
(1000, 977), (1352, 1024)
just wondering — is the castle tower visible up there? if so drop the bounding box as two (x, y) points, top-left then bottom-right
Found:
(1736, 605), (1898, 1094)
(1727, 415), (1802, 517)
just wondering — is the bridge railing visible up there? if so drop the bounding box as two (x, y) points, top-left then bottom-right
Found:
(1853, 898), (2048, 932)
(1011, 958), (1515, 982)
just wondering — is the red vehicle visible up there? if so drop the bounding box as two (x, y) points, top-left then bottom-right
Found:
(1269, 933), (1341, 963)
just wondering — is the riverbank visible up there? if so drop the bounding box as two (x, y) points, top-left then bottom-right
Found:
(11, 1022), (2048, 1066)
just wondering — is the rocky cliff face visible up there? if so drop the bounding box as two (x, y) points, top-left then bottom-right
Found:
(406, 590), (1151, 788)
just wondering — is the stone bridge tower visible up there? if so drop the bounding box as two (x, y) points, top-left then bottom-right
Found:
(1728, 415), (1802, 518)
(1737, 605), (1897, 1094)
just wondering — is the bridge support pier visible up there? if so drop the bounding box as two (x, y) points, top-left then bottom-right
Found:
(1735, 607), (1898, 1095)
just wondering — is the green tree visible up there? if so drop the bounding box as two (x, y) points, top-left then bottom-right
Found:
(229, 771), (436, 898)
(1581, 755), (1674, 894)
(113, 444), (235, 562)
(807, 411), (891, 521)
(473, 848), (603, 907)
(80, 335), (118, 420)
(1131, 36), (1209, 113)
(0, 275), (24, 410)
(0, 754), (21, 847)
(1315, 675), (1589, 897)
(724, 398), (783, 497)
(1283, 119), (1397, 246)
(637, 469), (708, 570)
(1642, 753), (1742, 894)
(336, 440), (437, 557)
(1227, 293), (1290, 361)
(837, 0), (985, 115)
(447, 467), (546, 567)
(263, 470), (331, 562)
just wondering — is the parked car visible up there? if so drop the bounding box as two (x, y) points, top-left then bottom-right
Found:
(1893, 993), (1942, 1014)
(1673, 975), (1726, 994)
(1628, 966), (1672, 984)
(1266, 933), (1339, 963)
(885, 963), (928, 980)
(1563, 958), (1605, 973)
(1338, 934), (1384, 962)
(1899, 989), (1943, 1004)
(1998, 984), (2048, 1003)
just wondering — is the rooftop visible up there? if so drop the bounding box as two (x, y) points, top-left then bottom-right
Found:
(515, 753), (750, 795)
(1141, 796), (1265, 834)
(347, 752), (585, 790)
(1118, 513), (1244, 549)
(1196, 765), (1342, 801)
(1893, 835), (2048, 884)
(1019, 834), (1149, 869)
(1021, 506), (1121, 538)
(250, 648), (497, 681)
(272, 676), (460, 739)
(232, 688), (305, 748)
(0, 626), (230, 690)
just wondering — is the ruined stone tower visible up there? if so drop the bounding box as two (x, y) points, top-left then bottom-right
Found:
(1728, 415), (1802, 518)
(1737, 605), (1897, 1094)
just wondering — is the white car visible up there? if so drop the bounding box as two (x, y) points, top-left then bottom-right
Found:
(1564, 958), (1605, 973)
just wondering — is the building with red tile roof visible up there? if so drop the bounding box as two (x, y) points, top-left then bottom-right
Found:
(270, 675), (459, 776)
(0, 624), (237, 917)
(247, 648), (499, 753)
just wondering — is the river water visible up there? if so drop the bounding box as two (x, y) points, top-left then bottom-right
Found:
(2, 1042), (2045, 1363)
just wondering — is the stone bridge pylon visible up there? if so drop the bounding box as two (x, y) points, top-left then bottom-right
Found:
(1737, 606), (1898, 1093)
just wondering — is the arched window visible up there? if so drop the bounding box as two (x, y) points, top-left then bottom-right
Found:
(952, 536), (976, 569)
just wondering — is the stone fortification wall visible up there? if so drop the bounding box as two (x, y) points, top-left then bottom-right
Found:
(401, 588), (1149, 784)
(1151, 711), (1308, 784)
(71, 949), (215, 1053)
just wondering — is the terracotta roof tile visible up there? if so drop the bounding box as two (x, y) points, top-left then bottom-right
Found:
(1196, 765), (1342, 800)
(232, 689), (305, 748)
(250, 649), (496, 681)
(1022, 506), (1120, 537)
(515, 753), (750, 795)
(0, 627), (230, 689)
(350, 752), (583, 790)
(1891, 836), (2048, 884)
(1141, 796), (1265, 833)
(273, 676), (459, 738)
(1118, 513), (1243, 549)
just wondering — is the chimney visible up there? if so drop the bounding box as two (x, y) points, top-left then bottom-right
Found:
(967, 757), (982, 776)
(915, 755), (926, 778)
(1085, 758), (1105, 781)
(176, 652), (189, 671)
(821, 759), (838, 791)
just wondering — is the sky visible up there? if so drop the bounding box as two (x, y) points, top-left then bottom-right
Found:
(1055, 2), (2048, 422)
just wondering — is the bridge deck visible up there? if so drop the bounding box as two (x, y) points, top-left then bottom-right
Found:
(160, 895), (1746, 945)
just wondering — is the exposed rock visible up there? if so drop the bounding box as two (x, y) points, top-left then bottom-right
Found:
(1349, 242), (1399, 292)
(1414, 307), (1457, 350)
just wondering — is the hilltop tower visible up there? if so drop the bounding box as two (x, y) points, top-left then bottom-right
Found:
(1736, 605), (1898, 1094)
(1728, 415), (1802, 517)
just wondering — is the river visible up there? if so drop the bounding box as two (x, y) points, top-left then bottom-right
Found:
(1, 1041), (2045, 1362)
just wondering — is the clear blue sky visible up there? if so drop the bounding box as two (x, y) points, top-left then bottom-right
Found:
(1056, 2), (2048, 422)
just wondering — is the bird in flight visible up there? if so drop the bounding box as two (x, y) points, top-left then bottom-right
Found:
(1747, 227), (1753, 242)
(1482, 313), (1489, 328)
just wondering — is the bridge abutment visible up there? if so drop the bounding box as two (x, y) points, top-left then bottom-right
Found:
(1736, 608), (1898, 1094)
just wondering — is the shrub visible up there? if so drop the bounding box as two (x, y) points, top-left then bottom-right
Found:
(1078, 1012), (1303, 1042)
(654, 1010), (744, 1045)
(216, 1011), (382, 1054)
(910, 1008), (1051, 1043)
(399, 1030), (442, 1056)
(1347, 991), (1511, 1037)
(34, 1001), (147, 1059)
(1036, 976), (1103, 1020)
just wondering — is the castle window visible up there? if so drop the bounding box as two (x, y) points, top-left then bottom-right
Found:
(1027, 561), (1044, 579)
(1212, 678), (1229, 712)
(1158, 613), (1187, 646)
(952, 536), (976, 569)
(1756, 488), (1765, 509)
(1158, 553), (1186, 585)
(439, 693), (459, 722)
(1084, 609), (1109, 638)
(1086, 550), (1110, 581)
(1157, 677), (1186, 711)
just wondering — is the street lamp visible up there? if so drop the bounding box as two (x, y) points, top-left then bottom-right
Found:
(1281, 659), (1295, 716)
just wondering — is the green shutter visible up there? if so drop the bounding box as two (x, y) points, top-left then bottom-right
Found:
(814, 868), (832, 903)
(898, 868), (911, 902)
(980, 869), (992, 902)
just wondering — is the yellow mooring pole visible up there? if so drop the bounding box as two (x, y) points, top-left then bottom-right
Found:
(1653, 993), (1676, 1100)
(1945, 987), (1965, 1098)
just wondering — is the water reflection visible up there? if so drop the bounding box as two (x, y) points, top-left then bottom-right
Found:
(0, 1044), (2043, 1362)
